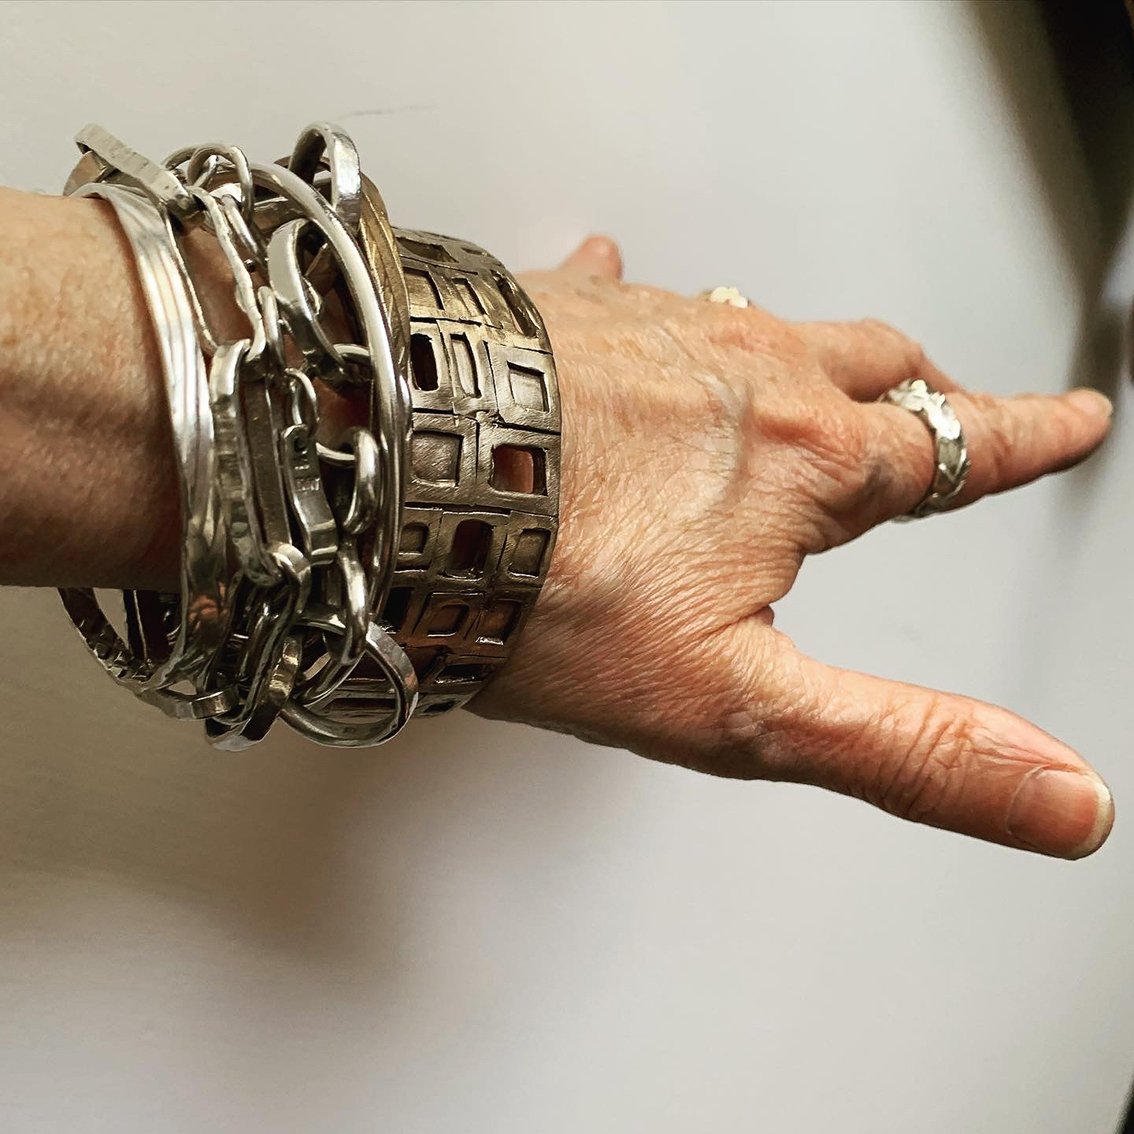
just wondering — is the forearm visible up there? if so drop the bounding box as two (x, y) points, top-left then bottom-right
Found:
(0, 188), (178, 589)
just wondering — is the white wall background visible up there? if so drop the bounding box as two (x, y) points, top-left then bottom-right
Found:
(0, 2), (1130, 1131)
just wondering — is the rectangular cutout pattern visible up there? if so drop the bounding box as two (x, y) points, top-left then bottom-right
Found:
(508, 363), (549, 411)
(411, 432), (462, 487)
(455, 279), (485, 317)
(451, 334), (480, 398)
(491, 445), (547, 496)
(448, 519), (492, 576)
(410, 333), (439, 391)
(510, 529), (550, 577)
(477, 599), (522, 646)
(400, 237), (456, 264)
(389, 228), (560, 708)
(494, 272), (538, 337)
(404, 267), (442, 309)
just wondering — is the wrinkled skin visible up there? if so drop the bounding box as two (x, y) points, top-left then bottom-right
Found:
(474, 238), (1115, 860)
(0, 194), (1113, 860)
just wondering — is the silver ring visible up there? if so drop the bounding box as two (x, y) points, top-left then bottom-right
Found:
(699, 285), (750, 308)
(881, 378), (971, 519)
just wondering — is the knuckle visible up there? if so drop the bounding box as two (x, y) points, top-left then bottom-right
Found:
(714, 308), (806, 362)
(859, 317), (901, 338)
(967, 393), (1014, 486)
(695, 632), (800, 781)
(731, 359), (863, 481)
(750, 371), (866, 459)
(790, 409), (879, 547)
(859, 318), (927, 373)
(870, 697), (974, 823)
(831, 421), (901, 523)
(708, 700), (779, 780)
(795, 403), (872, 491)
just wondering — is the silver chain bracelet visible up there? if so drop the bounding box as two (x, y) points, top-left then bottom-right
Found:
(58, 123), (561, 747)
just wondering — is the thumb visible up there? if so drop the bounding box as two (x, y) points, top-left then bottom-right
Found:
(780, 655), (1114, 859)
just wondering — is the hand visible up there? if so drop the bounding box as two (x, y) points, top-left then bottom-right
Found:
(473, 237), (1115, 860)
(0, 197), (1111, 858)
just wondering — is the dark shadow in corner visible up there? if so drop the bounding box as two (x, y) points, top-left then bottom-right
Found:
(969, 0), (1132, 402)
(971, 8), (1134, 1134)
(970, 0), (1133, 697)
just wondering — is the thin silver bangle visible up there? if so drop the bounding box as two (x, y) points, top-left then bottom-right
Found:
(58, 182), (233, 715)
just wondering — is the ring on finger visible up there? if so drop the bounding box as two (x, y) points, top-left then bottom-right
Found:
(880, 378), (971, 520)
(698, 285), (750, 308)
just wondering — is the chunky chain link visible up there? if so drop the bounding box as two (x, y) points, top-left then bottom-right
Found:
(60, 123), (418, 747)
(58, 121), (561, 747)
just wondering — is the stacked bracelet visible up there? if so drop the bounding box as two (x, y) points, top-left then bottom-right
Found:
(58, 123), (560, 748)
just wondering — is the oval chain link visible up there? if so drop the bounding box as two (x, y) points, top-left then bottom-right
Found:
(73, 124), (415, 745)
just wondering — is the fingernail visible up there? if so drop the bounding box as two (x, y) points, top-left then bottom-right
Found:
(1007, 768), (1114, 859)
(1066, 388), (1113, 418)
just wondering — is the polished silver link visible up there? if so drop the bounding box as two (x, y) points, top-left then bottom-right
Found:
(282, 367), (320, 432)
(184, 144), (256, 230)
(205, 543), (311, 748)
(339, 428), (381, 537)
(208, 339), (279, 586)
(294, 543), (371, 706)
(185, 185), (269, 359)
(288, 425), (383, 708)
(281, 605), (420, 747)
(266, 217), (350, 384)
(287, 122), (363, 236)
(331, 544), (370, 668)
(207, 634), (303, 751)
(280, 421), (339, 567)
(292, 444), (381, 707)
(216, 192), (269, 277)
(256, 285), (289, 374)
(77, 124), (194, 215)
(881, 378), (971, 519)
(247, 158), (411, 616)
(247, 159), (412, 639)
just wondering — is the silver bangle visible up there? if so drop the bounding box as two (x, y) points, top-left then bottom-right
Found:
(58, 122), (558, 747)
(59, 182), (235, 719)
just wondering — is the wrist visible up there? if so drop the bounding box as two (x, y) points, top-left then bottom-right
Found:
(0, 189), (181, 588)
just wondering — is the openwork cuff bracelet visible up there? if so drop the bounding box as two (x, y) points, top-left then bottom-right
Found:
(59, 123), (560, 748)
